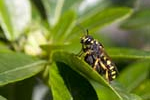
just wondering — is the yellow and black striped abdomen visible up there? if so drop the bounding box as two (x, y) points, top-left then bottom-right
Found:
(100, 55), (117, 81)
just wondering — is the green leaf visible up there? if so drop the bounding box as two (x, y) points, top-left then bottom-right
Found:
(0, 0), (31, 41)
(56, 62), (98, 100)
(41, 44), (65, 51)
(78, 0), (111, 18)
(0, 84), (14, 100)
(15, 77), (38, 100)
(78, 7), (132, 31)
(50, 10), (76, 43)
(0, 95), (7, 100)
(62, 0), (82, 13)
(68, 7), (132, 40)
(111, 82), (142, 100)
(0, 0), (13, 40)
(107, 48), (150, 60)
(49, 63), (72, 100)
(0, 42), (12, 53)
(133, 80), (150, 100)
(0, 52), (46, 86)
(42, 0), (81, 26)
(42, 46), (150, 61)
(42, 0), (64, 26)
(117, 61), (149, 92)
(0, 77), (36, 100)
(120, 9), (150, 29)
(52, 51), (141, 99)
(40, 43), (80, 56)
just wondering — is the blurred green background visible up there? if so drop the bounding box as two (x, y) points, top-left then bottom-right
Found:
(0, 0), (150, 100)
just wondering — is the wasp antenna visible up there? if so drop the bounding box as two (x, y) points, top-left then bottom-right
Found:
(76, 23), (87, 35)
(86, 29), (89, 35)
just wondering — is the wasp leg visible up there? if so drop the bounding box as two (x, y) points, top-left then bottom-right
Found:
(93, 58), (102, 73)
(105, 70), (110, 83)
(77, 49), (83, 57)
(99, 61), (110, 82)
(93, 59), (99, 70)
(99, 61), (107, 70)
(77, 44), (85, 57)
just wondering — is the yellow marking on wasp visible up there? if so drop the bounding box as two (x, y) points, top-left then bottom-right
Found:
(112, 75), (116, 79)
(83, 38), (88, 42)
(107, 60), (111, 65)
(85, 51), (91, 55)
(103, 57), (107, 60)
(91, 40), (94, 44)
(111, 71), (116, 75)
(96, 41), (99, 44)
(109, 66), (114, 70)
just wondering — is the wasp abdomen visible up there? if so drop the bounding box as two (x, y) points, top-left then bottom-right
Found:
(101, 55), (117, 81)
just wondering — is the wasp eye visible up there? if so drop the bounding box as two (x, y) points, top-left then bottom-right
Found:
(88, 38), (91, 42)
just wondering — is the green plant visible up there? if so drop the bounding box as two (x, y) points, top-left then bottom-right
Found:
(0, 0), (149, 100)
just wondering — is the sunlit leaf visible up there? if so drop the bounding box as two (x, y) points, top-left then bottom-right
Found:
(80, 7), (132, 30)
(78, 0), (111, 17)
(42, 0), (81, 26)
(0, 0), (31, 41)
(68, 7), (132, 40)
(62, 0), (82, 13)
(49, 64), (79, 100)
(49, 63), (72, 100)
(50, 10), (76, 43)
(0, 52), (46, 86)
(0, 0), (13, 40)
(40, 43), (80, 55)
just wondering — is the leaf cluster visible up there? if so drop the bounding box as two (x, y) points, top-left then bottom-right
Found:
(0, 0), (149, 100)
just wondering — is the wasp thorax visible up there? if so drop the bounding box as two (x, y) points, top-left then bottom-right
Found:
(80, 35), (94, 44)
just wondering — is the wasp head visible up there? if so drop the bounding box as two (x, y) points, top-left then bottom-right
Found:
(80, 35), (94, 45)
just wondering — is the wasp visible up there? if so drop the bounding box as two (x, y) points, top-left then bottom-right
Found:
(78, 29), (118, 82)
